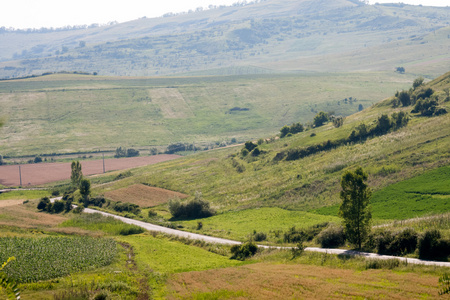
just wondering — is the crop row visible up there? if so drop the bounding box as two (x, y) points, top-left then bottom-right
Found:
(0, 236), (117, 282)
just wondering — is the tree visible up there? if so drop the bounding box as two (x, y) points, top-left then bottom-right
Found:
(395, 66), (405, 74)
(413, 77), (424, 90)
(339, 167), (372, 250)
(313, 111), (328, 127)
(397, 90), (411, 106)
(79, 178), (91, 203)
(70, 161), (83, 187)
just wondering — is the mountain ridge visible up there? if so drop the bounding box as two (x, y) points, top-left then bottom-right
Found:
(0, 0), (448, 78)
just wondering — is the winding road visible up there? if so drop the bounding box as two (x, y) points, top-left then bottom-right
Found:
(81, 207), (450, 268)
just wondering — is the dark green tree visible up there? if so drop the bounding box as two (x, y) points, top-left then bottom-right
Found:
(313, 111), (329, 127)
(339, 167), (372, 250)
(70, 161), (83, 187)
(397, 90), (411, 107)
(79, 178), (91, 203)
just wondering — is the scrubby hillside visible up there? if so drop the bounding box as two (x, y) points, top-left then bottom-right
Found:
(93, 71), (450, 229)
(1, 0), (449, 77)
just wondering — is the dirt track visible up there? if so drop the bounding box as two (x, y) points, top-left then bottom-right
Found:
(0, 154), (180, 186)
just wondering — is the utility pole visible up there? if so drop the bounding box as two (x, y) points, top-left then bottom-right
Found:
(19, 165), (22, 186)
(102, 153), (105, 173)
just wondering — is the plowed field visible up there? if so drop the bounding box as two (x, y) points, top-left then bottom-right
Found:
(105, 184), (188, 207)
(0, 155), (180, 186)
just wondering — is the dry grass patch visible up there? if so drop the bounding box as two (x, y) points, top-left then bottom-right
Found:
(0, 203), (68, 229)
(105, 184), (188, 208)
(167, 263), (439, 299)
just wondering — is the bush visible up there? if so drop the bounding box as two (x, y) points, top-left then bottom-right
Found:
(372, 228), (418, 256)
(253, 231), (267, 242)
(52, 200), (65, 214)
(230, 242), (258, 260)
(316, 224), (345, 248)
(168, 196), (215, 219)
(418, 230), (450, 261)
(37, 197), (50, 211)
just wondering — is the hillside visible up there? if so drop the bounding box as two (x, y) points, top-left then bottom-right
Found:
(89, 71), (450, 238)
(0, 71), (413, 157)
(0, 0), (449, 78)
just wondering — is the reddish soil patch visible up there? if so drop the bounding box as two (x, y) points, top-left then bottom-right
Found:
(0, 155), (180, 187)
(105, 184), (188, 207)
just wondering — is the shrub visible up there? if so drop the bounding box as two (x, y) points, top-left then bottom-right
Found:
(316, 224), (345, 248)
(253, 231), (267, 242)
(168, 196), (214, 219)
(37, 197), (50, 211)
(230, 242), (258, 260)
(418, 230), (450, 261)
(52, 200), (65, 214)
(372, 228), (418, 256)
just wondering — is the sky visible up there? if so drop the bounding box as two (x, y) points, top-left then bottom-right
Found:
(0, 0), (448, 29)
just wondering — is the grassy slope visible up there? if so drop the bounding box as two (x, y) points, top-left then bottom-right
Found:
(0, 71), (412, 156)
(92, 71), (450, 231)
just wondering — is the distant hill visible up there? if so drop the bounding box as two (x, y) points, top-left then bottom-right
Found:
(0, 0), (449, 78)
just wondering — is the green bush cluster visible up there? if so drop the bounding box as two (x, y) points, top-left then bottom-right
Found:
(276, 112), (409, 162)
(283, 223), (329, 243)
(280, 122), (304, 138)
(230, 242), (258, 260)
(316, 224), (346, 248)
(168, 197), (215, 219)
(37, 196), (71, 214)
(366, 228), (450, 261)
(109, 201), (141, 215)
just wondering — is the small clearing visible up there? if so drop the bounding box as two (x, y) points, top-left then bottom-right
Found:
(105, 184), (188, 207)
(148, 88), (194, 119)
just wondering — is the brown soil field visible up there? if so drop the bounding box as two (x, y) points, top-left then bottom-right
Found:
(167, 263), (439, 299)
(0, 154), (180, 187)
(105, 184), (188, 207)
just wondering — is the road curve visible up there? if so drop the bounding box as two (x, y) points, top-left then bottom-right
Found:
(83, 208), (450, 268)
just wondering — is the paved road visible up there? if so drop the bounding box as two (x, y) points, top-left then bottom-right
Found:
(81, 207), (450, 268)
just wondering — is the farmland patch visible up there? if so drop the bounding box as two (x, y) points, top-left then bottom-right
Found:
(105, 184), (188, 207)
(167, 262), (439, 299)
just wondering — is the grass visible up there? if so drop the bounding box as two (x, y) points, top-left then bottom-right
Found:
(60, 213), (144, 236)
(0, 72), (413, 157)
(167, 250), (447, 300)
(314, 165), (450, 220)
(176, 207), (341, 242)
(0, 189), (50, 200)
(118, 233), (245, 274)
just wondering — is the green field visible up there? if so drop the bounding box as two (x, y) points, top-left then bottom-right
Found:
(177, 207), (341, 242)
(0, 72), (413, 157)
(314, 165), (450, 220)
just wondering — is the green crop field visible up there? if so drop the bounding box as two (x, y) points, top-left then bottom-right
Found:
(0, 72), (413, 157)
(0, 236), (117, 282)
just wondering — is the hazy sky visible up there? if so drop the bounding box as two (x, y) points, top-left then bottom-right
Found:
(1, 0), (448, 29)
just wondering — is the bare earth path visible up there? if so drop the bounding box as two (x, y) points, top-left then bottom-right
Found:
(0, 154), (180, 186)
(83, 207), (450, 268)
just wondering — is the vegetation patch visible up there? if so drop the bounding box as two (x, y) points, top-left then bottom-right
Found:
(118, 234), (244, 274)
(61, 213), (144, 236)
(105, 184), (188, 208)
(0, 236), (117, 282)
(178, 207), (341, 242)
(167, 261), (440, 299)
(314, 165), (450, 220)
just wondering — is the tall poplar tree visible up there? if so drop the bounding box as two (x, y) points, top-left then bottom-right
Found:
(339, 167), (372, 250)
(70, 161), (83, 187)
